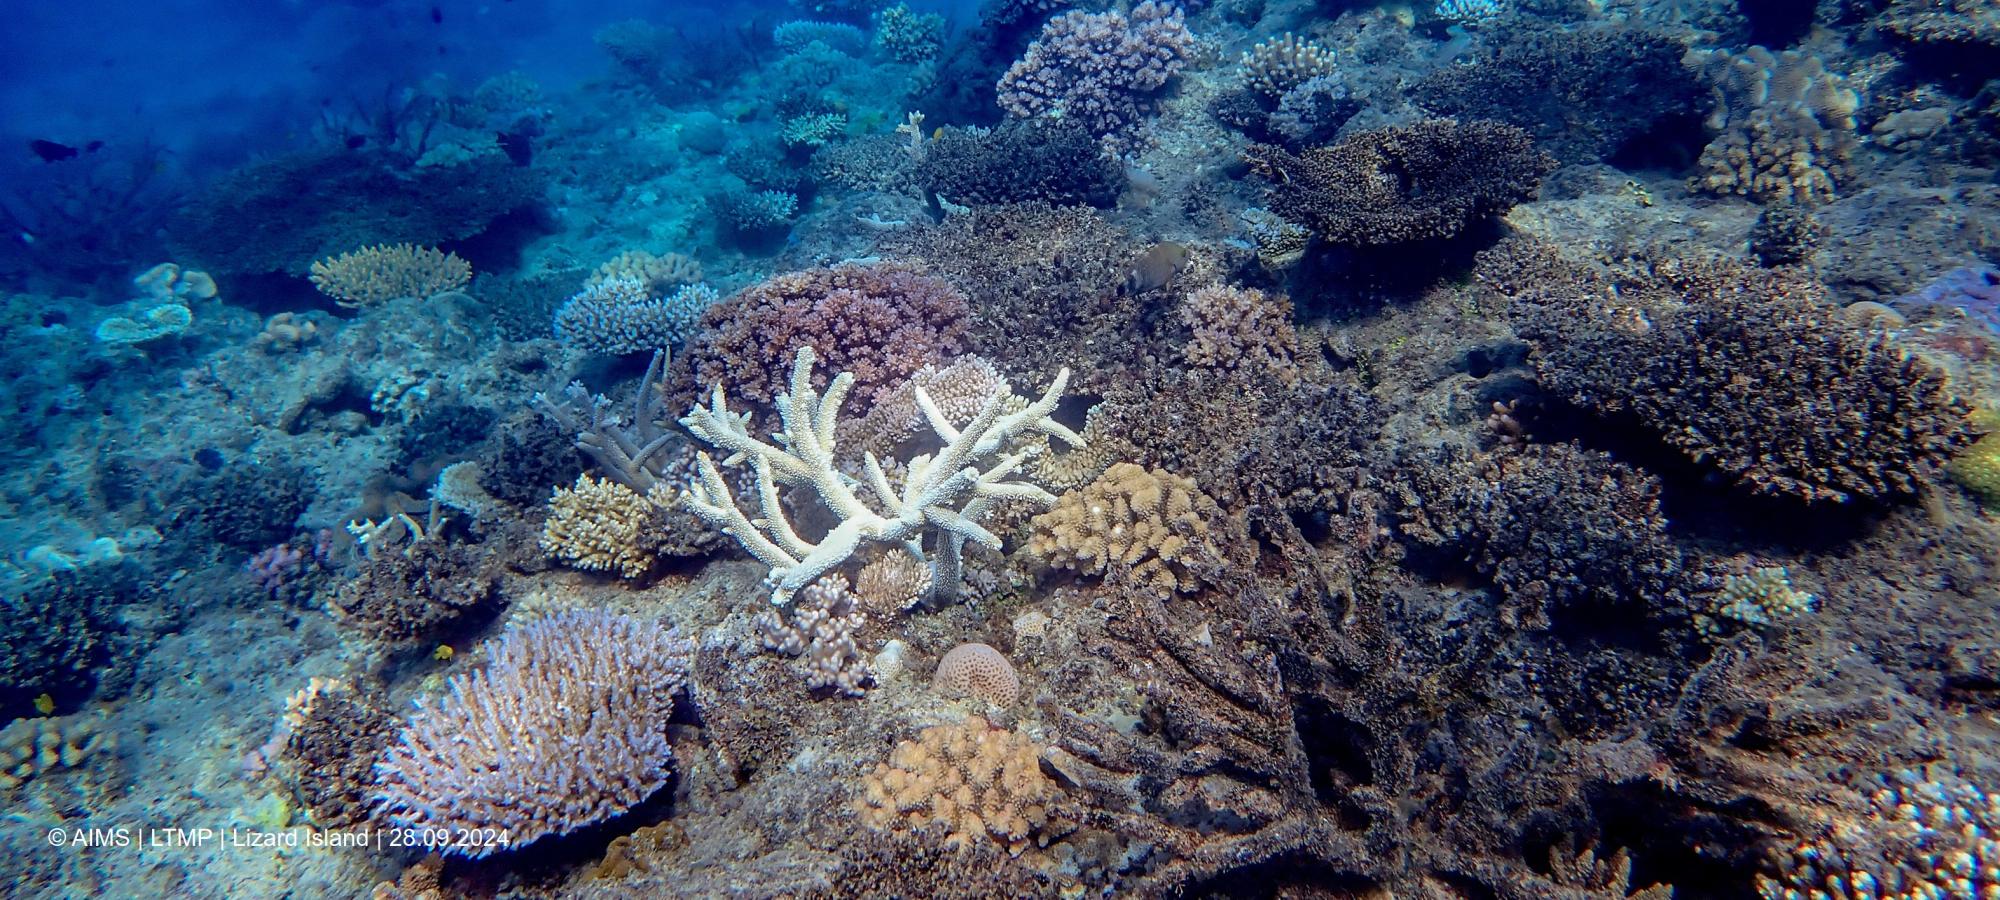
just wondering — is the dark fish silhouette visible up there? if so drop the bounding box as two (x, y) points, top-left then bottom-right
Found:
(497, 130), (533, 166)
(1124, 242), (1190, 294)
(28, 139), (79, 162)
(430, 6), (443, 23)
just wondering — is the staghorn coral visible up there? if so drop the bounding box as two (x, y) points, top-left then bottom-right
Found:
(1758, 765), (2000, 899)
(1689, 45), (1860, 205)
(372, 610), (694, 856)
(308, 243), (471, 308)
(1245, 119), (1555, 248)
(553, 277), (718, 355)
(755, 574), (873, 695)
(680, 345), (1082, 605)
(539, 474), (662, 579)
(684, 262), (970, 408)
(934, 643), (1021, 707)
(1510, 254), (1973, 503)
(780, 111), (849, 148)
(856, 716), (1069, 855)
(1178, 284), (1301, 386)
(586, 250), (702, 296)
(535, 350), (685, 494)
(1029, 462), (1225, 595)
(1239, 33), (1337, 101)
(996, 1), (1197, 156)
(915, 120), (1121, 208)
(845, 355), (1011, 457)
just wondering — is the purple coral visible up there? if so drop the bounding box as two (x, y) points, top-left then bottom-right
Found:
(371, 609), (694, 856)
(244, 543), (305, 596)
(997, 1), (1196, 157)
(683, 261), (970, 408)
(1893, 264), (2000, 333)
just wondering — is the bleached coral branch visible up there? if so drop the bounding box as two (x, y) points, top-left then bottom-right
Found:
(680, 345), (1080, 604)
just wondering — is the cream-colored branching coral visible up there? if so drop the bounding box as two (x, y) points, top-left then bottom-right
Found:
(756, 574), (873, 695)
(540, 474), (661, 578)
(933, 642), (1021, 707)
(855, 548), (933, 613)
(1694, 564), (1815, 639)
(856, 717), (1066, 855)
(0, 711), (115, 790)
(309, 243), (472, 308)
(680, 345), (1082, 605)
(1688, 46), (1859, 205)
(587, 250), (703, 297)
(1180, 284), (1302, 385)
(1240, 33), (1337, 100)
(1029, 462), (1224, 595)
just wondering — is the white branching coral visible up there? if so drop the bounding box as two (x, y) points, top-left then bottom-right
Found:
(680, 346), (1082, 605)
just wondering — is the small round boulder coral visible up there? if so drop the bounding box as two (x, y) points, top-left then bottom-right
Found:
(934, 643), (1021, 707)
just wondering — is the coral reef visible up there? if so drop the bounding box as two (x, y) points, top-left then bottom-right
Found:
(683, 262), (971, 408)
(553, 277), (718, 355)
(309, 244), (472, 308)
(1507, 251), (1973, 503)
(1416, 24), (1704, 164)
(915, 120), (1121, 208)
(933, 642), (1021, 707)
(326, 535), (499, 644)
(0, 711), (115, 791)
(680, 345), (1081, 604)
(1245, 119), (1556, 248)
(855, 716), (1069, 855)
(1760, 765), (2000, 898)
(1689, 45), (1860, 205)
(373, 610), (694, 856)
(539, 474), (663, 579)
(997, 2), (1197, 156)
(586, 250), (702, 296)
(1029, 462), (1226, 595)
(270, 679), (395, 828)
(1695, 564), (1815, 638)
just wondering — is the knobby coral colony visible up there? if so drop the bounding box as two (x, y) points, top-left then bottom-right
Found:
(19, 0), (2000, 896)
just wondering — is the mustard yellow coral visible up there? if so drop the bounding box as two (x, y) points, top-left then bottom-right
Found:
(309, 243), (472, 308)
(1029, 462), (1223, 594)
(856, 717), (1066, 855)
(539, 475), (661, 578)
(1948, 432), (2000, 504)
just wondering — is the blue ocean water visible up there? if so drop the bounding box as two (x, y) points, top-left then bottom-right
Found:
(3, 0), (1999, 896)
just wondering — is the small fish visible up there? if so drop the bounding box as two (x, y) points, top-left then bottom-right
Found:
(430, 5), (443, 23)
(28, 139), (78, 162)
(497, 130), (533, 166)
(344, 135), (367, 150)
(1124, 242), (1190, 294)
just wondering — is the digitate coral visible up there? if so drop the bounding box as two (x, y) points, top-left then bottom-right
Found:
(1695, 565), (1815, 639)
(540, 474), (662, 579)
(326, 538), (497, 645)
(934, 643), (1021, 707)
(755, 574), (873, 695)
(1245, 119), (1555, 248)
(586, 250), (703, 296)
(997, 1), (1197, 156)
(684, 262), (971, 408)
(1178, 284), (1301, 386)
(1029, 462), (1224, 595)
(373, 610), (694, 856)
(1239, 33), (1337, 101)
(553, 277), (717, 355)
(874, 3), (944, 62)
(856, 716), (1068, 855)
(1758, 765), (1999, 899)
(0, 711), (115, 791)
(1689, 45), (1859, 205)
(683, 346), (1079, 605)
(309, 243), (472, 308)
